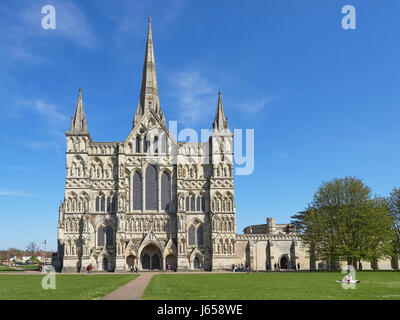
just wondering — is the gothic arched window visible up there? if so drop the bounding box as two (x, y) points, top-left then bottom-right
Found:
(201, 196), (206, 212)
(191, 196), (195, 212)
(136, 136), (141, 153)
(101, 195), (105, 212)
(153, 136), (158, 154)
(187, 221), (204, 247)
(112, 196), (117, 212)
(161, 172), (170, 211)
(197, 225), (204, 246)
(188, 225), (195, 246)
(106, 226), (113, 246)
(196, 197), (200, 212)
(107, 196), (111, 212)
(132, 172), (142, 210)
(97, 226), (105, 246)
(145, 165), (157, 210)
(144, 137), (149, 153)
(185, 197), (190, 211)
(96, 196), (100, 212)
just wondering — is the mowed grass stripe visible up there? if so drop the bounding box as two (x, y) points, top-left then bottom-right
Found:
(0, 274), (138, 300)
(142, 272), (400, 300)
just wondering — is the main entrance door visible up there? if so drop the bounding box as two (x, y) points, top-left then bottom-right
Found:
(140, 243), (162, 270)
(280, 255), (289, 269)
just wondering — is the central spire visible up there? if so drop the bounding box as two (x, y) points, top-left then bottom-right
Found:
(133, 18), (165, 127)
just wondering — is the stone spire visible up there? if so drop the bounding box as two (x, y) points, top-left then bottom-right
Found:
(133, 17), (165, 127)
(212, 91), (229, 131)
(69, 88), (88, 133)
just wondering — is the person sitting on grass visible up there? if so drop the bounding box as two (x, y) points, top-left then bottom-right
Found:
(336, 273), (360, 284)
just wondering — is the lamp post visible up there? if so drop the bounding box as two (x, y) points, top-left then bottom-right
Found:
(42, 240), (47, 265)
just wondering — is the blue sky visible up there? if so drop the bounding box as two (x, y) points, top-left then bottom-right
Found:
(1, 0), (400, 251)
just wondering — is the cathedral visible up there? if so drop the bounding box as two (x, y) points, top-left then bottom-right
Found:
(54, 19), (396, 272)
(56, 18), (236, 272)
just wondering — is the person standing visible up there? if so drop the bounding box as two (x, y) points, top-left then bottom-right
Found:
(297, 263), (300, 271)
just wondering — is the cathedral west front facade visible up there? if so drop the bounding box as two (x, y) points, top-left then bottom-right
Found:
(56, 19), (237, 272)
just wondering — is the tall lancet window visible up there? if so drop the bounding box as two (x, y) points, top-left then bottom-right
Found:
(153, 136), (158, 154)
(132, 172), (142, 210)
(136, 136), (141, 153)
(145, 164), (158, 210)
(188, 225), (195, 246)
(143, 136), (150, 153)
(185, 197), (190, 211)
(161, 171), (170, 211)
(97, 226), (105, 246)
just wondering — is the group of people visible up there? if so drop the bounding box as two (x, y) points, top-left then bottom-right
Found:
(231, 262), (302, 272)
(232, 263), (250, 273)
(130, 265), (138, 272)
(86, 263), (93, 275)
(268, 262), (301, 272)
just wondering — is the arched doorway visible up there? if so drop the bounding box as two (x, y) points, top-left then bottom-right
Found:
(140, 243), (162, 270)
(126, 255), (136, 269)
(142, 254), (150, 269)
(103, 257), (108, 271)
(151, 254), (160, 270)
(166, 254), (177, 271)
(280, 255), (288, 270)
(194, 257), (200, 269)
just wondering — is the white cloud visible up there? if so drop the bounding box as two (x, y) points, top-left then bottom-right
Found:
(96, 0), (187, 45)
(0, 0), (98, 68)
(169, 70), (217, 125)
(33, 100), (66, 122)
(0, 187), (36, 197)
(232, 97), (276, 116)
(19, 0), (97, 48)
(4, 166), (36, 174)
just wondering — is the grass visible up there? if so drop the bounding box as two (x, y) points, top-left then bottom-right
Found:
(143, 271), (400, 300)
(20, 264), (40, 271)
(0, 274), (138, 300)
(0, 265), (21, 272)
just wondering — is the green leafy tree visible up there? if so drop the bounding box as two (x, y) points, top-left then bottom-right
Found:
(387, 188), (400, 268)
(292, 177), (395, 270)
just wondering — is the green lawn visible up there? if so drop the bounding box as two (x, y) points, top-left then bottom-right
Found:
(0, 265), (21, 272)
(0, 274), (138, 300)
(143, 272), (400, 300)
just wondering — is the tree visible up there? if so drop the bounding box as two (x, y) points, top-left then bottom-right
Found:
(387, 188), (400, 268)
(7, 247), (18, 259)
(292, 177), (395, 270)
(0, 250), (8, 262)
(26, 242), (39, 264)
